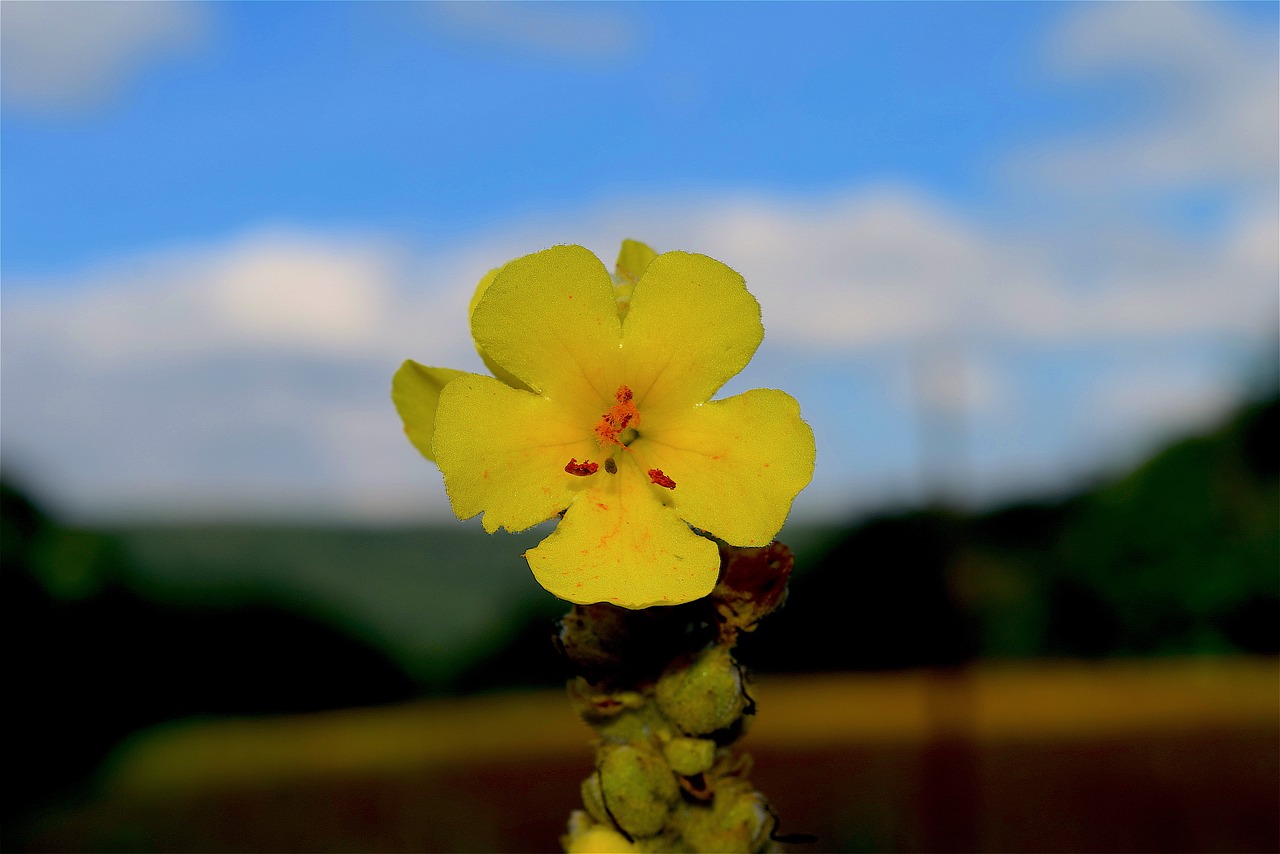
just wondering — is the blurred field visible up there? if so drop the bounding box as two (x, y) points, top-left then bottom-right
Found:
(22, 658), (1278, 853)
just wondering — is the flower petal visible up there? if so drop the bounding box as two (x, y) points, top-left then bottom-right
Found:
(612, 240), (658, 320)
(621, 252), (763, 412)
(471, 245), (624, 410)
(391, 360), (467, 462)
(468, 266), (530, 391)
(434, 373), (598, 533)
(525, 455), (720, 608)
(614, 239), (658, 283)
(637, 389), (816, 547)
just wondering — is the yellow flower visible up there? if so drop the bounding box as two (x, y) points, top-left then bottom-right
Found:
(392, 241), (814, 609)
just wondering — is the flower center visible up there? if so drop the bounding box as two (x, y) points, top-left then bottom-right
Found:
(565, 385), (674, 484)
(594, 385), (640, 448)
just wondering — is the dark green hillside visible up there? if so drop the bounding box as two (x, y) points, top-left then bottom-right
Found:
(99, 520), (561, 687)
(1, 483), (416, 822)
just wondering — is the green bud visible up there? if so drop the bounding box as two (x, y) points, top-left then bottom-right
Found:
(662, 737), (716, 777)
(597, 744), (679, 839)
(655, 645), (746, 736)
(602, 699), (676, 745)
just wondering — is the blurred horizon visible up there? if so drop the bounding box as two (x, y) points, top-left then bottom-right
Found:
(2, 1), (1277, 526)
(7, 385), (1276, 693)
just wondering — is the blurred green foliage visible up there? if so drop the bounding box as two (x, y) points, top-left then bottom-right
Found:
(1048, 396), (1279, 655)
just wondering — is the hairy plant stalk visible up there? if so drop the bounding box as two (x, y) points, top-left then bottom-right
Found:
(557, 541), (796, 853)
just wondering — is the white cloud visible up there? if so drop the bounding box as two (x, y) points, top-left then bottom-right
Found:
(1018, 1), (1278, 195)
(5, 230), (480, 368)
(0, 0), (209, 111)
(0, 229), (487, 521)
(554, 187), (1277, 350)
(212, 238), (394, 351)
(3, 182), (1272, 522)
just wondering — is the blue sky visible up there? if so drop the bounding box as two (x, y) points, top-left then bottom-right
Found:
(2, 1), (1277, 523)
(4, 2), (1052, 270)
(12, 1), (1262, 272)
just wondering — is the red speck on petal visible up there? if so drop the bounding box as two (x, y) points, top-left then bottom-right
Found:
(648, 468), (676, 489)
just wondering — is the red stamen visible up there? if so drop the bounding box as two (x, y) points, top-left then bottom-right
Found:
(565, 458), (599, 477)
(648, 468), (676, 489)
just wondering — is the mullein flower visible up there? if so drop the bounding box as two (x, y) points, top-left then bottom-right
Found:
(393, 241), (814, 608)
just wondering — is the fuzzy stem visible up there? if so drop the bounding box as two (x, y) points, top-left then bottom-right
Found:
(558, 541), (795, 853)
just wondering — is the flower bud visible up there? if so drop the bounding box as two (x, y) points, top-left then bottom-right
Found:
(662, 737), (717, 777)
(678, 779), (776, 854)
(713, 542), (794, 635)
(655, 645), (746, 736)
(597, 744), (679, 839)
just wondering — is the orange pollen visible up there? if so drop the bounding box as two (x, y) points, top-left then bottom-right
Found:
(648, 468), (676, 489)
(564, 458), (599, 477)
(594, 385), (640, 447)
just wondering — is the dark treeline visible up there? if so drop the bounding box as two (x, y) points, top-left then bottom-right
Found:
(739, 389), (1278, 673)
